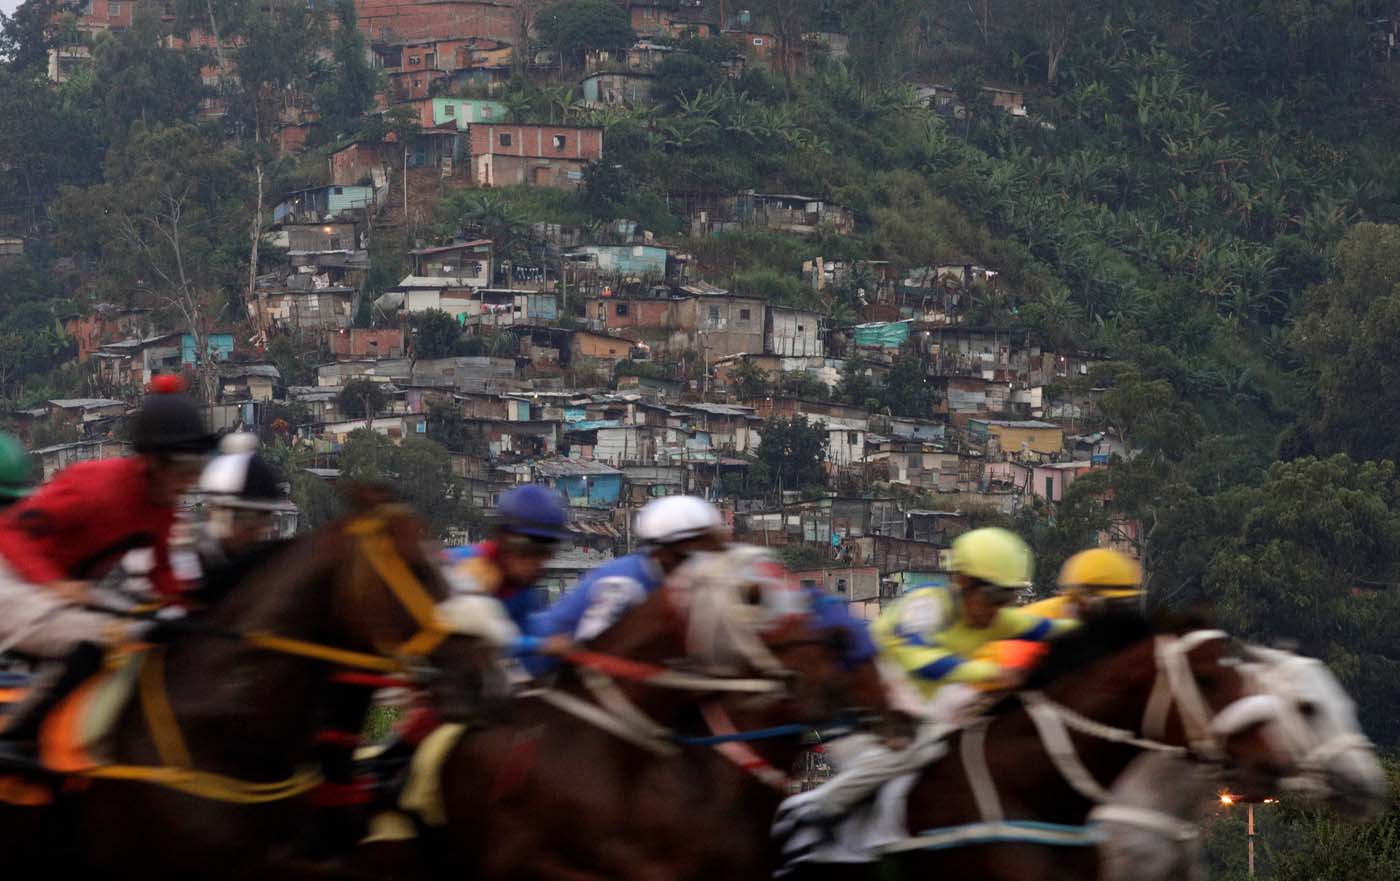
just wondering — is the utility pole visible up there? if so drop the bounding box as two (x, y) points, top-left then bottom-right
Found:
(1247, 803), (1256, 878)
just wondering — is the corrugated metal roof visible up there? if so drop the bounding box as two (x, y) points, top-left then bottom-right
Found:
(410, 240), (492, 255)
(533, 458), (623, 477)
(48, 398), (125, 409)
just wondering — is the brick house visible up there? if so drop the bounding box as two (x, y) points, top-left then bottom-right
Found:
(468, 124), (604, 189)
(354, 0), (517, 42)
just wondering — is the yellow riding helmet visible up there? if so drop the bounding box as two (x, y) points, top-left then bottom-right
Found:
(950, 527), (1033, 590)
(1058, 548), (1143, 598)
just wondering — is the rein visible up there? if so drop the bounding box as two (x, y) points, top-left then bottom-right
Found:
(899, 630), (1280, 853)
(66, 508), (449, 804)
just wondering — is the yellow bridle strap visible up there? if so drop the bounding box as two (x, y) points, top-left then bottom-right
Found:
(81, 764), (323, 804)
(138, 648), (194, 769)
(344, 513), (450, 659)
(242, 632), (407, 673)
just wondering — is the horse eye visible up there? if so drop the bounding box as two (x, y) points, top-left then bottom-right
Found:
(742, 584), (764, 605)
(1298, 701), (1319, 719)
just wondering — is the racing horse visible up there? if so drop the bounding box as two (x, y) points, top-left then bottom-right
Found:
(789, 613), (1297, 881)
(363, 546), (899, 881)
(0, 502), (470, 881)
(1098, 644), (1388, 881)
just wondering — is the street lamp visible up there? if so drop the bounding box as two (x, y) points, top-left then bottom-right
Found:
(1219, 792), (1279, 877)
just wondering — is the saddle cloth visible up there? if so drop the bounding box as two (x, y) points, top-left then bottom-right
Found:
(39, 651), (145, 773)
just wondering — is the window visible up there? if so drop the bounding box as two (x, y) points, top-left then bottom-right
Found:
(709, 306), (720, 321)
(408, 55), (421, 65)
(796, 324), (805, 332)
(608, 348), (617, 356)
(499, 133), (512, 147)
(615, 303), (629, 316)
(739, 308), (751, 320)
(847, 431), (859, 446)
(328, 236), (342, 249)
(108, 1), (122, 15)
(443, 104), (456, 118)
(333, 186), (343, 195)
(753, 37), (764, 46)
(553, 135), (567, 149)
(837, 578), (848, 594)
(1045, 476), (1054, 498)
(425, 52), (436, 67)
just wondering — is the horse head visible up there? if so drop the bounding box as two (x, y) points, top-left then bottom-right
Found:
(1243, 644), (1388, 818)
(665, 546), (892, 726)
(1028, 613), (1295, 801)
(322, 502), (499, 717)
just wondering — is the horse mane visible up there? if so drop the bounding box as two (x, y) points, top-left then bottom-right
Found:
(1019, 610), (1157, 692)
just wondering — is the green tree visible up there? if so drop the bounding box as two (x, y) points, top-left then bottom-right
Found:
(339, 431), (475, 538)
(756, 415), (827, 494)
(1292, 223), (1400, 463)
(409, 309), (465, 358)
(880, 353), (937, 419)
(1204, 455), (1400, 751)
(730, 358), (772, 401)
(312, 0), (377, 141)
(336, 378), (387, 420)
(535, 0), (634, 69)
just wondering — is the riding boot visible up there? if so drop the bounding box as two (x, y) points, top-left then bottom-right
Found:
(0, 641), (104, 758)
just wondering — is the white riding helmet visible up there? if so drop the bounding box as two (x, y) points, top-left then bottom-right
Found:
(196, 433), (285, 512)
(635, 495), (723, 546)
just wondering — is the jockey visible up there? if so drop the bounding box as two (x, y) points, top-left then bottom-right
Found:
(995, 547), (1143, 671)
(442, 484), (569, 634)
(776, 528), (1074, 836)
(0, 433), (33, 509)
(874, 527), (1076, 718)
(0, 378), (215, 756)
(523, 495), (726, 672)
(175, 432), (290, 605)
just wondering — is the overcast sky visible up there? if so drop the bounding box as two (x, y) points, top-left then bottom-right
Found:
(0, 0), (21, 17)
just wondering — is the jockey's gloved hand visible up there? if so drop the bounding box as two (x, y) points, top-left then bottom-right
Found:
(140, 608), (187, 644)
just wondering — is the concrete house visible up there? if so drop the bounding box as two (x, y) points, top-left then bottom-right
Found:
(697, 294), (766, 358)
(468, 124), (603, 189)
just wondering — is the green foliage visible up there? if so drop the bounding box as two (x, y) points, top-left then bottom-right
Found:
(339, 431), (476, 538)
(1292, 223), (1400, 462)
(1204, 760), (1400, 880)
(779, 543), (833, 571)
(312, 0), (378, 142)
(756, 415), (827, 494)
(336, 378), (387, 420)
(408, 309), (465, 359)
(264, 334), (316, 387)
(880, 353), (937, 419)
(536, 0), (634, 68)
(730, 359), (772, 401)
(1203, 455), (1400, 750)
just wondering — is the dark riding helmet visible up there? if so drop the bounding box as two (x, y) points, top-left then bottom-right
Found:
(131, 375), (218, 455)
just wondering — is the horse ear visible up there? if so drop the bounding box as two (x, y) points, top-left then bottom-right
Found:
(343, 480), (399, 513)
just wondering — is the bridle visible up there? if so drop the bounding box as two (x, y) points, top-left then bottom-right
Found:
(533, 561), (817, 762)
(1242, 649), (1374, 794)
(908, 630), (1285, 852)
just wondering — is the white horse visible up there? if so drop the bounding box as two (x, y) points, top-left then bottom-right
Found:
(1097, 645), (1388, 881)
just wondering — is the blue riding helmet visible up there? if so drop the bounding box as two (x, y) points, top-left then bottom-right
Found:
(496, 484), (570, 541)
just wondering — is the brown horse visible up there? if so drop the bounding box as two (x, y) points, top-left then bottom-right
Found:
(362, 547), (898, 881)
(0, 504), (468, 881)
(790, 614), (1295, 881)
